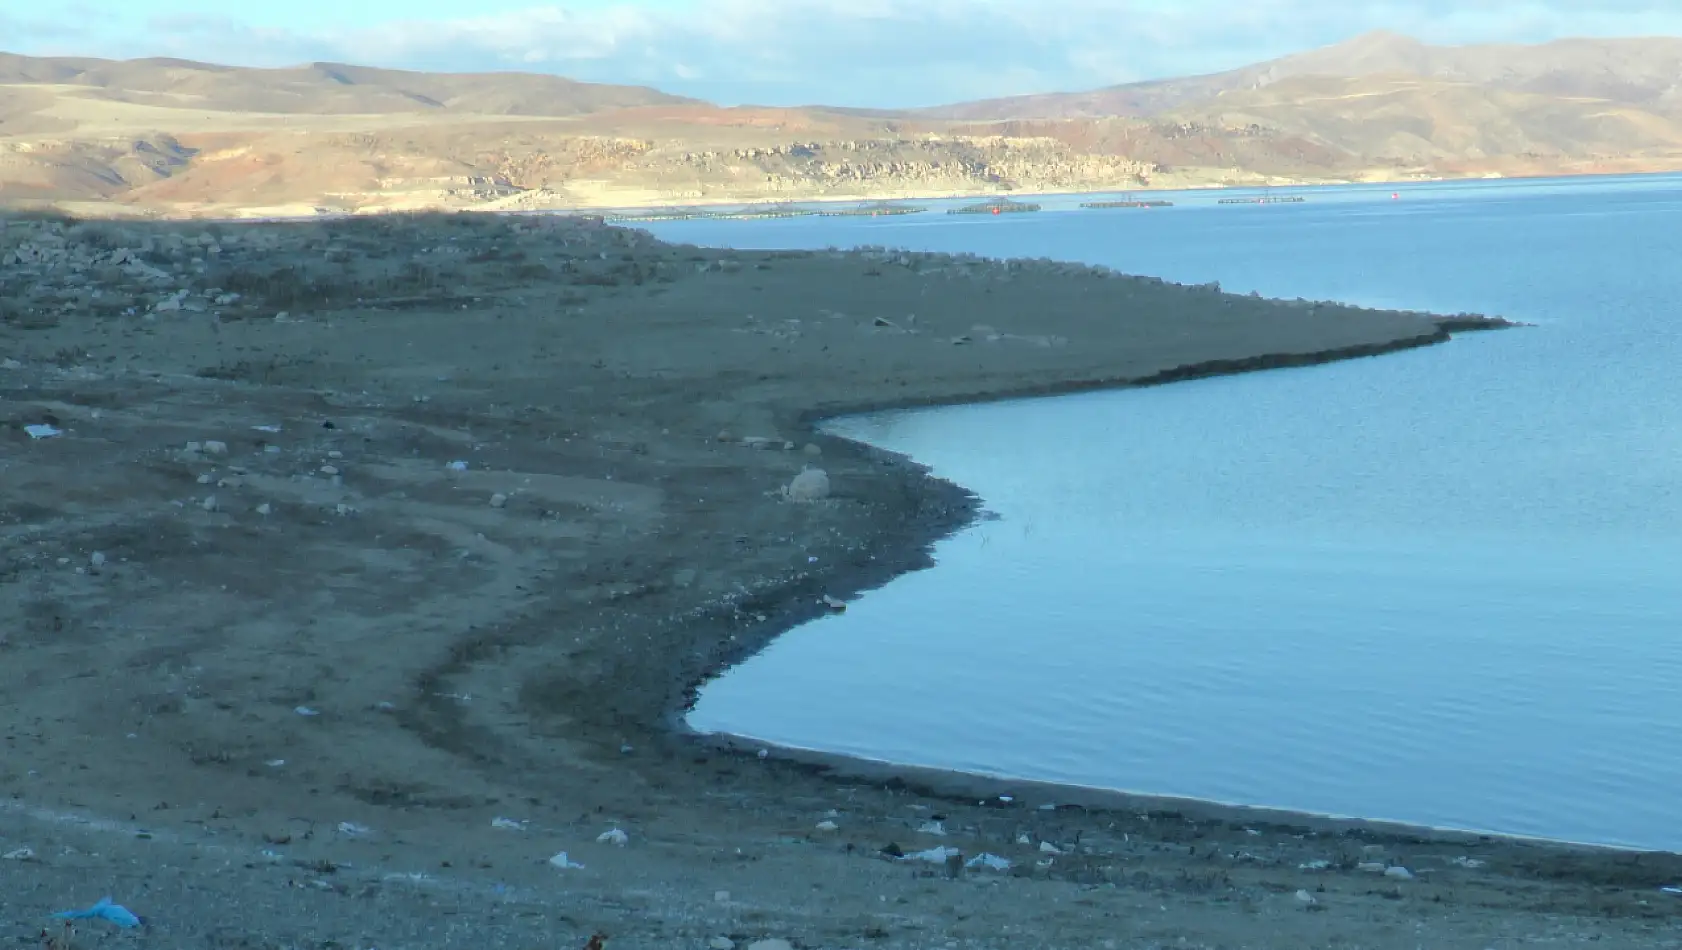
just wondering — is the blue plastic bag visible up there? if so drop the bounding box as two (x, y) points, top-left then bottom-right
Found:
(51, 897), (143, 928)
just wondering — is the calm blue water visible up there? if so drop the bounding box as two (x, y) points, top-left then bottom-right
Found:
(649, 175), (1682, 850)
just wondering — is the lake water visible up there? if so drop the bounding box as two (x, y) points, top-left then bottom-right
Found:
(643, 175), (1682, 851)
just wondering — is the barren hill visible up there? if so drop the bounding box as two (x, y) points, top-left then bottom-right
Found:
(0, 52), (699, 117)
(920, 31), (1682, 120)
(3, 35), (1682, 217)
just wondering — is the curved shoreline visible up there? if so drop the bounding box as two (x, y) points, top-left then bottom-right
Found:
(662, 318), (1539, 837)
(13, 208), (1677, 948)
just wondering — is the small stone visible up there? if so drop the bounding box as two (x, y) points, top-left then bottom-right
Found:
(446, 460), (469, 471)
(489, 493), (508, 508)
(1384, 866), (1415, 880)
(785, 467), (830, 502)
(709, 939), (735, 950)
(319, 465), (339, 475)
(256, 503), (272, 515)
(820, 594), (846, 612)
(197, 473), (214, 485)
(201, 495), (219, 512)
(326, 450), (344, 459)
(1295, 889), (1317, 904)
(203, 440), (228, 455)
(782, 441), (796, 451)
(89, 551), (105, 567)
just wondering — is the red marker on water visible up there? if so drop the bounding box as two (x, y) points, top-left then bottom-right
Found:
(992, 207), (1001, 215)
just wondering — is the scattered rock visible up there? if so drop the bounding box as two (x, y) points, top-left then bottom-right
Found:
(785, 467), (830, 502)
(820, 594), (846, 612)
(200, 495), (219, 512)
(1, 847), (35, 861)
(89, 552), (105, 568)
(1384, 866), (1415, 880)
(203, 440), (228, 455)
(548, 852), (584, 870)
(489, 493), (509, 508)
(709, 938), (735, 950)
(815, 820), (839, 832)
(255, 503), (272, 515)
(1296, 889), (1318, 904)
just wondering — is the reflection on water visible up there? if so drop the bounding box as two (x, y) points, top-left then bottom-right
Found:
(670, 175), (1682, 850)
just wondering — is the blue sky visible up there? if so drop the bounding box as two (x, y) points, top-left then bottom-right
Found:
(6, 0), (1682, 107)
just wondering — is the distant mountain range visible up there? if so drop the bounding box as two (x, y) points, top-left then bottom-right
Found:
(3, 32), (1682, 216)
(915, 31), (1682, 119)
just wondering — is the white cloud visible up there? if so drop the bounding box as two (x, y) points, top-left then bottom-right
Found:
(9, 0), (1682, 107)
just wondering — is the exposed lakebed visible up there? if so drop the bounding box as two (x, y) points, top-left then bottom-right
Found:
(653, 175), (1682, 850)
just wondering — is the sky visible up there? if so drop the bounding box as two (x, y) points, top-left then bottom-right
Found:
(4, 0), (1682, 107)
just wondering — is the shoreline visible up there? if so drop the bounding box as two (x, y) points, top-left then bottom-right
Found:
(19, 167), (1682, 221)
(5, 209), (1676, 948)
(668, 317), (1577, 851)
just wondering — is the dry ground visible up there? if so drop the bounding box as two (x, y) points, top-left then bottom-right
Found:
(2, 211), (1678, 950)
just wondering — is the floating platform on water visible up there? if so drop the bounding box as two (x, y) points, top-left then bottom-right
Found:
(705, 204), (817, 220)
(603, 209), (710, 223)
(816, 201), (927, 217)
(948, 199), (1042, 215)
(1216, 196), (1306, 205)
(1080, 199), (1174, 209)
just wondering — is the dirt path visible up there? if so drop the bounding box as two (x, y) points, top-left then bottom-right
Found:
(4, 210), (1675, 950)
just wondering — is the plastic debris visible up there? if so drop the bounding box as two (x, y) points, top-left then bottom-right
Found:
(294, 706), (320, 717)
(898, 845), (960, 864)
(1038, 841), (1062, 854)
(25, 424), (62, 439)
(2, 847), (34, 860)
(446, 460), (469, 471)
(1450, 856), (1486, 868)
(491, 817), (527, 831)
(916, 820), (946, 836)
(596, 828), (629, 846)
(51, 897), (142, 929)
(1295, 889), (1317, 904)
(548, 851), (585, 869)
(815, 820), (839, 832)
(1661, 886), (1682, 895)
(965, 853), (1012, 871)
(336, 821), (373, 838)
(1384, 866), (1414, 880)
(252, 425), (282, 433)
(1298, 859), (1332, 870)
